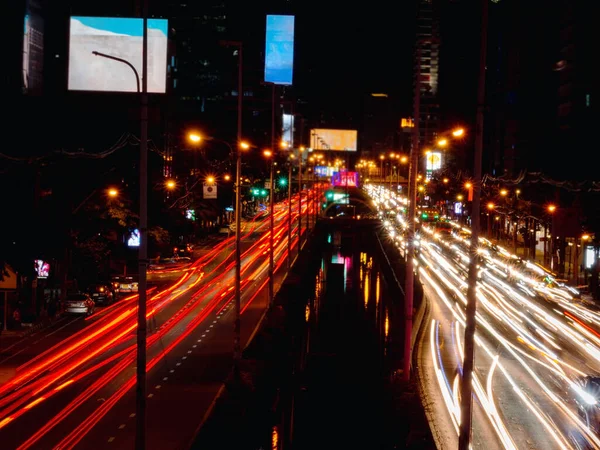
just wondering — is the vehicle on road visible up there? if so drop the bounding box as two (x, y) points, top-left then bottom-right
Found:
(111, 275), (139, 295)
(64, 293), (95, 315)
(434, 220), (454, 236)
(87, 283), (115, 305)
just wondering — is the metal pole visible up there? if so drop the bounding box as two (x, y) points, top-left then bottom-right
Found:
(234, 43), (243, 372)
(288, 158), (293, 268)
(298, 150), (303, 251)
(3, 292), (7, 331)
(459, 0), (488, 448)
(403, 42), (421, 382)
(135, 0), (148, 448)
(269, 83), (275, 306)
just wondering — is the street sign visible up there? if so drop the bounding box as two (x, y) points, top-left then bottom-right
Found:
(265, 180), (272, 189)
(203, 183), (217, 199)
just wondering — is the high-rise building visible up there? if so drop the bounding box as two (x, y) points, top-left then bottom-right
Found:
(554, 1), (595, 180)
(414, 0), (441, 156)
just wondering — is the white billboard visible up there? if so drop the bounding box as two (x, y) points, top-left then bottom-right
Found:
(310, 129), (357, 151)
(68, 16), (168, 93)
(282, 114), (294, 147)
(425, 151), (442, 171)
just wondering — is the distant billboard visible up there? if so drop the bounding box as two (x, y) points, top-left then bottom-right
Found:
(264, 15), (294, 85)
(68, 16), (168, 93)
(34, 259), (50, 279)
(310, 129), (357, 152)
(282, 113), (294, 147)
(315, 165), (332, 177)
(332, 171), (359, 187)
(425, 151), (442, 171)
(127, 229), (140, 247)
(22, 0), (44, 94)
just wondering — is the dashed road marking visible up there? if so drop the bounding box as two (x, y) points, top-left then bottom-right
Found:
(197, 339), (202, 342)
(176, 362), (181, 366)
(170, 369), (175, 373)
(163, 377), (168, 381)
(108, 437), (115, 443)
(155, 385), (161, 389)
(187, 350), (192, 354)
(129, 413), (136, 418)
(148, 393), (154, 398)
(118, 424), (126, 429)
(192, 345), (197, 348)
(213, 320), (217, 324)
(182, 356), (187, 360)
(209, 324), (214, 328)
(201, 334), (206, 337)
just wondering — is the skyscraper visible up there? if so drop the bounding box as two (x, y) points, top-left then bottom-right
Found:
(554, 0), (595, 180)
(414, 0), (441, 155)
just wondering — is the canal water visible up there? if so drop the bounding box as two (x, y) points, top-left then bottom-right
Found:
(287, 222), (405, 449)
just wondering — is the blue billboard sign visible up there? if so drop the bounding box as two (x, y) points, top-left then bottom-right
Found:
(264, 15), (295, 85)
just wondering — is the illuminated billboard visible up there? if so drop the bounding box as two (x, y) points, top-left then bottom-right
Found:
(264, 15), (294, 85)
(425, 151), (442, 171)
(23, 0), (44, 94)
(34, 260), (50, 279)
(332, 171), (359, 187)
(68, 16), (168, 93)
(310, 129), (357, 152)
(282, 113), (294, 146)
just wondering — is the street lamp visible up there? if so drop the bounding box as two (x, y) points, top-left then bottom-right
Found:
(547, 204), (557, 271)
(459, 0), (488, 447)
(487, 202), (495, 237)
(108, 187), (119, 198)
(404, 125), (466, 383)
(287, 154), (295, 268)
(92, 24), (148, 447)
(263, 149), (275, 306)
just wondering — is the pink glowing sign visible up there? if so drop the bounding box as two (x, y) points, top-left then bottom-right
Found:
(331, 170), (358, 187)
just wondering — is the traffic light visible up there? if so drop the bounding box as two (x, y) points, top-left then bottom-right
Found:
(278, 177), (287, 187)
(325, 190), (334, 201)
(260, 189), (268, 197)
(252, 188), (260, 196)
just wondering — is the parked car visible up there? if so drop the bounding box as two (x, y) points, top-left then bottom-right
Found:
(64, 293), (95, 316)
(87, 283), (115, 305)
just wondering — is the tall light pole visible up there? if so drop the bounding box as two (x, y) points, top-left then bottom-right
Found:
(232, 42), (244, 373)
(263, 149), (275, 307)
(137, 1), (148, 448)
(91, 37), (147, 448)
(287, 152), (294, 268)
(219, 39), (244, 373)
(298, 147), (304, 251)
(403, 40), (421, 383)
(458, 0), (488, 448)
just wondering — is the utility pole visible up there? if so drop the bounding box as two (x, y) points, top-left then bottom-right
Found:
(135, 0), (149, 448)
(298, 147), (303, 252)
(287, 156), (293, 268)
(269, 83), (275, 306)
(233, 42), (243, 373)
(459, 0), (488, 448)
(403, 42), (421, 382)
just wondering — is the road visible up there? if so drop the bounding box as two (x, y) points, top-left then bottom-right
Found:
(0, 187), (324, 450)
(366, 184), (600, 450)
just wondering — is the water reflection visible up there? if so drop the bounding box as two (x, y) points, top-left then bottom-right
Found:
(271, 425), (279, 450)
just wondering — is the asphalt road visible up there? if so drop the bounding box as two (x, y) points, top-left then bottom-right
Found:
(368, 184), (600, 450)
(0, 190), (320, 450)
